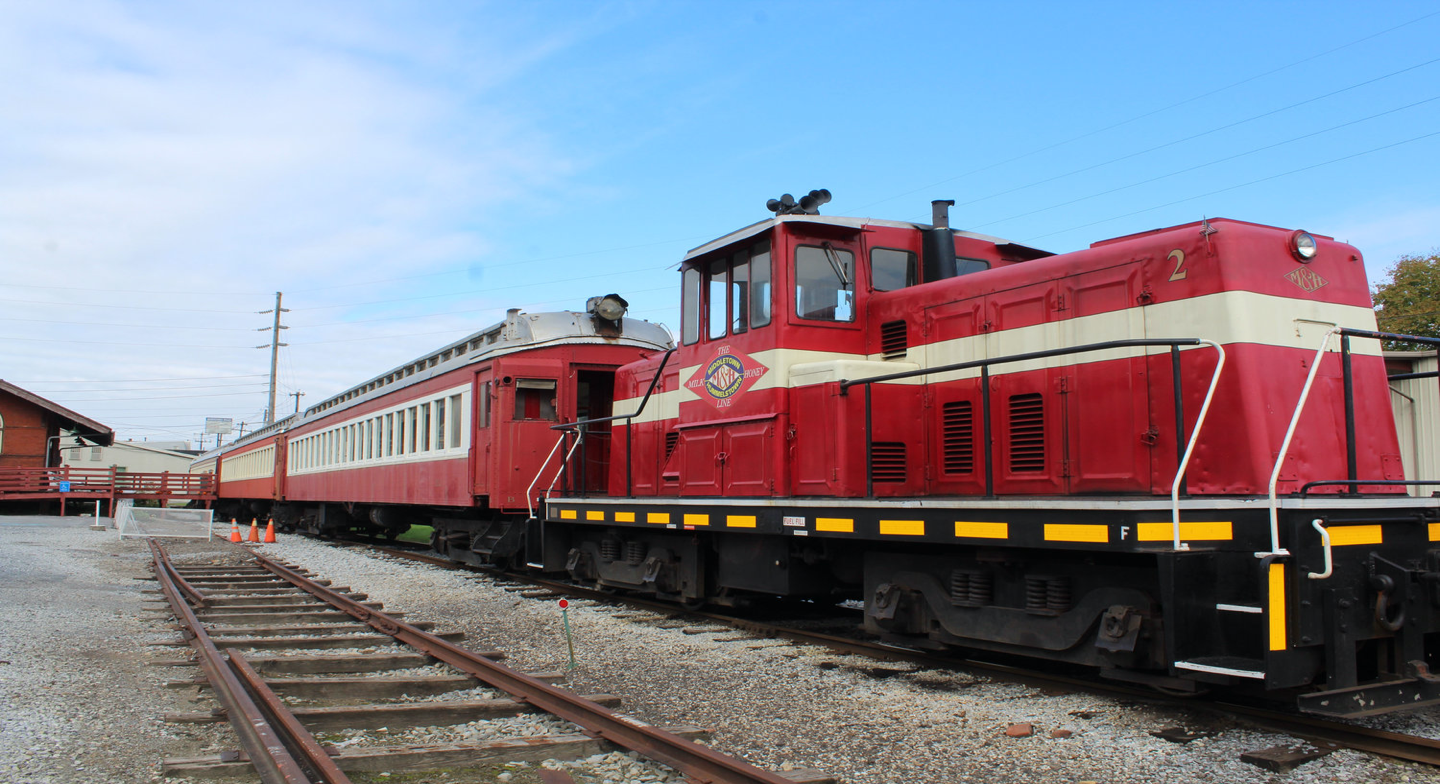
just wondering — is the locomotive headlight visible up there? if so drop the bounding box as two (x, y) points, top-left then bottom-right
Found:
(1291, 230), (1318, 262)
(591, 294), (628, 322)
(586, 294), (629, 334)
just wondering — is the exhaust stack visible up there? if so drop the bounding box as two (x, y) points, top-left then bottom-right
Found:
(922, 199), (958, 283)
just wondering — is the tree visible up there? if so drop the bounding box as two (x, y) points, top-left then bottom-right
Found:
(1372, 251), (1440, 351)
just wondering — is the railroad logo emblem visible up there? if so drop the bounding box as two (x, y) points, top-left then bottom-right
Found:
(1285, 266), (1328, 293)
(685, 346), (768, 408)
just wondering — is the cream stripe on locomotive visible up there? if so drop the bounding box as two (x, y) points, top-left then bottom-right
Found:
(614, 291), (1380, 424)
(288, 382), (470, 476)
(222, 445), (275, 481)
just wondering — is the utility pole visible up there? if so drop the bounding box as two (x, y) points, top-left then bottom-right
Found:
(291, 390), (305, 415)
(257, 292), (289, 425)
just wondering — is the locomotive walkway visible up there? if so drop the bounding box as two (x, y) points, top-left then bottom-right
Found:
(0, 466), (215, 515)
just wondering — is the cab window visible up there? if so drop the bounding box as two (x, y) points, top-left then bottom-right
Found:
(681, 267), (701, 345)
(795, 244), (855, 321)
(956, 257), (991, 276)
(708, 257), (728, 340)
(871, 248), (916, 291)
(750, 242), (771, 327)
(688, 240), (771, 343)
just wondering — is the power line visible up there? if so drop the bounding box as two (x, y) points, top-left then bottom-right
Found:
(288, 263), (671, 313)
(284, 286), (678, 346)
(290, 284), (675, 330)
(50, 389), (279, 402)
(291, 328), (476, 347)
(1023, 128), (1440, 242)
(28, 381), (269, 394)
(950, 55), (1440, 216)
(0, 316), (256, 331)
(0, 238), (701, 306)
(3, 336), (254, 348)
(286, 237), (703, 294)
(0, 297), (259, 314)
(973, 93), (1440, 230)
(13, 373), (267, 384)
(855, 10), (1440, 214)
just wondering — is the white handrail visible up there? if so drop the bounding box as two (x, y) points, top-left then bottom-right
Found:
(1307, 519), (1332, 579)
(1170, 340), (1227, 550)
(1263, 326), (1341, 557)
(525, 435), (570, 520)
(543, 434), (587, 506)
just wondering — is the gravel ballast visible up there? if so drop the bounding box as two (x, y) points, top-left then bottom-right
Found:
(253, 537), (1440, 784)
(3, 513), (1439, 783)
(0, 515), (233, 783)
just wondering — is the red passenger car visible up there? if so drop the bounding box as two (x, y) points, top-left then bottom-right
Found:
(199, 300), (671, 560)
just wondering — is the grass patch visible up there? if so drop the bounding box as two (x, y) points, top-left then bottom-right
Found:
(397, 523), (432, 546)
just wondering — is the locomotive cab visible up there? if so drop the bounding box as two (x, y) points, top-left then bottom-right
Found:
(616, 200), (1037, 499)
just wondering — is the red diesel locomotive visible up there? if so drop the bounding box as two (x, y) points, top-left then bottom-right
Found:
(197, 194), (1440, 716)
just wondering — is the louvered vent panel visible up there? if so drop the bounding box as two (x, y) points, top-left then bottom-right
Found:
(1008, 393), (1046, 473)
(664, 432), (679, 459)
(871, 442), (907, 483)
(880, 320), (908, 360)
(942, 401), (974, 474)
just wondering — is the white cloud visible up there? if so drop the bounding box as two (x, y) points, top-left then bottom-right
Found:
(0, 1), (598, 440)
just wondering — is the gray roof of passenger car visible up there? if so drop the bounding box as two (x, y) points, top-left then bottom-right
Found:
(193, 308), (672, 465)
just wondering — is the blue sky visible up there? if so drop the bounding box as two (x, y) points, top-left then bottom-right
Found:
(3, 1), (1438, 445)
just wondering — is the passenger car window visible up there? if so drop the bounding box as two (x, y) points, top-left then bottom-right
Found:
(514, 379), (558, 421)
(795, 244), (855, 321)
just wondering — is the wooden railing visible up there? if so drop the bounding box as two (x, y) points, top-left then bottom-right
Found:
(0, 466), (216, 514)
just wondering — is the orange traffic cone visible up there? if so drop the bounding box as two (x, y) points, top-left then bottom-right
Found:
(263, 518), (276, 544)
(248, 518), (260, 543)
(229, 518), (241, 543)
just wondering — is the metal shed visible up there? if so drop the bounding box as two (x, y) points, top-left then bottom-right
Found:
(1387, 351), (1440, 496)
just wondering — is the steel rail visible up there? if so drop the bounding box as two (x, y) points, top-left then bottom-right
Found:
(248, 550), (797, 784)
(150, 539), (208, 609)
(147, 540), (325, 784)
(228, 650), (352, 784)
(356, 543), (1440, 768)
(1213, 702), (1440, 767)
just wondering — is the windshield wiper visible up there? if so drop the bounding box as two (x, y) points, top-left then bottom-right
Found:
(822, 242), (851, 287)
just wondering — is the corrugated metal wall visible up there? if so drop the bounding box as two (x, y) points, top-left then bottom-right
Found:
(1390, 355), (1440, 496)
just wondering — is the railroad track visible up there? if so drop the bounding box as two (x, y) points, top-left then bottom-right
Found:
(145, 538), (833, 784)
(351, 541), (1440, 770)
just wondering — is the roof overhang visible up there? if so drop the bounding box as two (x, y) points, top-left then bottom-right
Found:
(0, 379), (115, 446)
(682, 214), (1030, 264)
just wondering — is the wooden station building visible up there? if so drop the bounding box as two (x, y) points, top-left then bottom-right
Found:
(0, 379), (114, 468)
